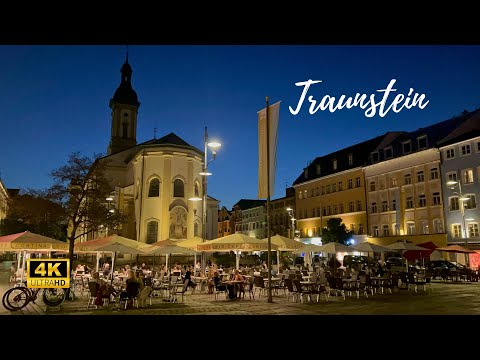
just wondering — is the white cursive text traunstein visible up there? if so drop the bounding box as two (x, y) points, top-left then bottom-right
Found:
(289, 79), (429, 118)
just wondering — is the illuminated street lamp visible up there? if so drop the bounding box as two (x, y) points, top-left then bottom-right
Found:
(189, 126), (221, 274)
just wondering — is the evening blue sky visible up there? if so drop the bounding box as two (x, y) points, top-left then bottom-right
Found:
(1, 45), (480, 210)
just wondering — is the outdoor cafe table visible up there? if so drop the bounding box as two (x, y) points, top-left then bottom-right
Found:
(220, 280), (245, 299)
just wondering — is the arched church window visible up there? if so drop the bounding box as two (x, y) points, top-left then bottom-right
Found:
(173, 179), (184, 198)
(148, 178), (160, 197)
(194, 182), (200, 198)
(146, 221), (158, 244)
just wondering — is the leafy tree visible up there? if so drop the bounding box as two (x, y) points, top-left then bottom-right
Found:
(48, 152), (125, 274)
(321, 217), (353, 245)
(0, 190), (66, 239)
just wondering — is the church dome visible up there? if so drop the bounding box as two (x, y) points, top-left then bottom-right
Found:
(110, 58), (140, 108)
(112, 83), (140, 107)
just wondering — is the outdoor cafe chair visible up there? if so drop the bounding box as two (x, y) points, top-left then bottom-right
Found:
(119, 281), (140, 309)
(283, 278), (298, 302)
(171, 279), (189, 303)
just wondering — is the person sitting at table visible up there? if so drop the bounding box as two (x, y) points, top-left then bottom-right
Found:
(184, 266), (197, 291)
(211, 271), (227, 294)
(119, 269), (144, 308)
(90, 271), (116, 306)
(375, 263), (385, 277)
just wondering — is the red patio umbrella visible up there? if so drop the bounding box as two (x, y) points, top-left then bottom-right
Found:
(402, 241), (437, 262)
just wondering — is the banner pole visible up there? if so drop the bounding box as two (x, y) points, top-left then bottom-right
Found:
(266, 96), (272, 303)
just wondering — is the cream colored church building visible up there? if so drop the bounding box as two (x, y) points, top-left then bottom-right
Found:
(81, 56), (218, 244)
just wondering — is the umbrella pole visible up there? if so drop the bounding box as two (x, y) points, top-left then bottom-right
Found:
(110, 251), (117, 286)
(236, 251), (240, 270)
(277, 250), (280, 273)
(96, 252), (100, 272)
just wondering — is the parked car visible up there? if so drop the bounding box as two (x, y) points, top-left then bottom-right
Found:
(384, 257), (416, 272)
(343, 255), (377, 269)
(427, 260), (469, 278)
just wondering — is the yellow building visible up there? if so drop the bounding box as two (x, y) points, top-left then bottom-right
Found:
(293, 134), (393, 243)
(0, 178), (9, 222)
(218, 206), (233, 238)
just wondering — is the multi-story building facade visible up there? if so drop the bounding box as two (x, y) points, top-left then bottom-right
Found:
(0, 178), (9, 223)
(364, 110), (473, 247)
(231, 199), (267, 238)
(269, 187), (295, 238)
(438, 110), (480, 244)
(218, 206), (233, 238)
(293, 134), (394, 244)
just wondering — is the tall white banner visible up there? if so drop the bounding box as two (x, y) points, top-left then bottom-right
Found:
(258, 101), (281, 199)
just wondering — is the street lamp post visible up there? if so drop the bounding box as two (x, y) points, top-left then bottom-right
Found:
(189, 126), (221, 274)
(286, 207), (296, 240)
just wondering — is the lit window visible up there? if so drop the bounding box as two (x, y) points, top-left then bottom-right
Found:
(469, 223), (479, 238)
(392, 199), (396, 211)
(463, 169), (474, 184)
(407, 222), (415, 235)
(391, 178), (397, 187)
(452, 224), (462, 238)
(430, 168), (439, 180)
(349, 202), (354, 212)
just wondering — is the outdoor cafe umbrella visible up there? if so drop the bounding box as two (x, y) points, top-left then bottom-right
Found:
(142, 243), (197, 275)
(352, 242), (390, 264)
(0, 231), (69, 272)
(178, 236), (204, 269)
(197, 233), (279, 270)
(292, 243), (324, 268)
(318, 242), (355, 273)
(74, 234), (149, 271)
(402, 241), (438, 263)
(435, 245), (475, 268)
(263, 235), (304, 272)
(94, 242), (147, 285)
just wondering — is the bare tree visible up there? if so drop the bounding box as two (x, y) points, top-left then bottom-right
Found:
(48, 152), (125, 272)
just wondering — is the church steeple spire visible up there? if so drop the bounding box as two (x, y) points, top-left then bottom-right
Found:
(108, 48), (141, 155)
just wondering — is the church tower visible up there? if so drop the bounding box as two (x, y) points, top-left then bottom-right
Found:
(107, 51), (141, 155)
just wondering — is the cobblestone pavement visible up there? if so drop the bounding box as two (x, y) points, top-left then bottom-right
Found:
(2, 261), (480, 315)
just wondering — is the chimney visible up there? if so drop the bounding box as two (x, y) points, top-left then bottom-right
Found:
(304, 167), (308, 178)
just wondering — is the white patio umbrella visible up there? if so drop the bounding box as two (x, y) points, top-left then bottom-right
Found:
(142, 244), (197, 275)
(292, 243), (324, 268)
(316, 242), (355, 274)
(94, 242), (147, 285)
(352, 242), (391, 263)
(263, 235), (304, 272)
(197, 233), (278, 270)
